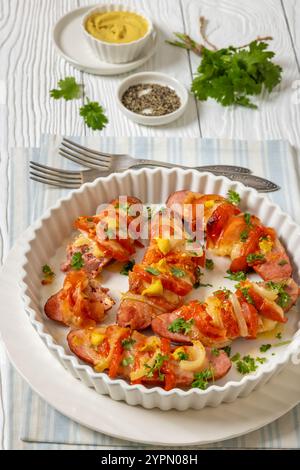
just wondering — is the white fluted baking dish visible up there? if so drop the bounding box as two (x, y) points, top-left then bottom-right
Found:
(20, 168), (300, 410)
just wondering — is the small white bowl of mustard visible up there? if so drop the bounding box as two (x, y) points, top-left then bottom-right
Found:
(82, 4), (153, 64)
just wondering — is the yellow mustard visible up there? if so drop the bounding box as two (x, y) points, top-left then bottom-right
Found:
(85, 11), (148, 43)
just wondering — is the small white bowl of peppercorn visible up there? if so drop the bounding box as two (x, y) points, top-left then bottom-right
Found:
(116, 72), (189, 126)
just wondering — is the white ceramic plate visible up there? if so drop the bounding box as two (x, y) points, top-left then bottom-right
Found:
(20, 168), (300, 410)
(1, 227), (300, 446)
(53, 6), (158, 75)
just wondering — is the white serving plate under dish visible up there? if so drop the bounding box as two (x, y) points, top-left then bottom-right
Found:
(20, 168), (300, 411)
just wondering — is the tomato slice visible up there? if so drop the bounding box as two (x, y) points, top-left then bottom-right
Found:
(206, 203), (241, 248)
(230, 225), (265, 272)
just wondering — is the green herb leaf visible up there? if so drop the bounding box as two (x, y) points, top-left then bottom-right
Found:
(225, 270), (246, 281)
(222, 346), (231, 357)
(259, 344), (271, 353)
(177, 351), (189, 361)
(211, 348), (220, 357)
(122, 356), (134, 367)
(246, 253), (265, 264)
(42, 264), (54, 277)
(231, 352), (241, 362)
(227, 190), (241, 205)
(121, 338), (136, 350)
(80, 99), (108, 131)
(71, 252), (84, 270)
(275, 332), (282, 340)
(244, 212), (252, 226)
(120, 260), (135, 276)
(145, 266), (160, 276)
(240, 286), (254, 304)
(50, 77), (82, 101)
(256, 357), (267, 364)
(266, 281), (291, 309)
(145, 353), (168, 381)
(236, 355), (257, 374)
(192, 368), (214, 390)
(278, 259), (288, 266)
(170, 267), (186, 278)
(191, 41), (282, 109)
(240, 230), (249, 242)
(205, 258), (214, 270)
(168, 317), (194, 335)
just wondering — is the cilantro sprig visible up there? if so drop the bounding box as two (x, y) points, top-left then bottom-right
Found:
(79, 99), (108, 131)
(50, 77), (82, 100)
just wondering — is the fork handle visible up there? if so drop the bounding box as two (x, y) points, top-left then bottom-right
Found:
(131, 160), (251, 174)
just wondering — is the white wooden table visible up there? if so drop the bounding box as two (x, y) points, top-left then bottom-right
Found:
(1, 0), (300, 449)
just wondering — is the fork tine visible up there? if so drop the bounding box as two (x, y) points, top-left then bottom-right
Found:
(59, 149), (110, 170)
(30, 174), (81, 189)
(61, 140), (111, 163)
(30, 161), (81, 180)
(63, 137), (123, 158)
(30, 170), (81, 188)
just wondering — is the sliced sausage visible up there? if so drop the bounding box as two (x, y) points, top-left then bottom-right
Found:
(254, 239), (292, 281)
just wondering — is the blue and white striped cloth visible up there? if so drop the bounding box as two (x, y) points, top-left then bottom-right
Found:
(2, 135), (300, 449)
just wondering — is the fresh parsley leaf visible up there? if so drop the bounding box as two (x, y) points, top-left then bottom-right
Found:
(225, 270), (246, 281)
(236, 355), (257, 374)
(192, 368), (214, 390)
(170, 267), (186, 278)
(278, 259), (288, 266)
(145, 266), (160, 276)
(145, 354), (168, 381)
(177, 351), (189, 361)
(121, 338), (136, 350)
(240, 286), (254, 304)
(120, 260), (135, 276)
(275, 332), (282, 340)
(71, 252), (84, 270)
(246, 253), (265, 264)
(222, 346), (231, 357)
(168, 317), (194, 335)
(80, 99), (108, 131)
(231, 353), (241, 362)
(227, 190), (241, 205)
(205, 258), (214, 270)
(240, 229), (249, 242)
(266, 281), (291, 309)
(211, 348), (220, 357)
(256, 357), (267, 364)
(191, 41), (282, 109)
(244, 212), (252, 226)
(122, 356), (134, 367)
(50, 77), (82, 100)
(41, 264), (55, 284)
(260, 344), (271, 353)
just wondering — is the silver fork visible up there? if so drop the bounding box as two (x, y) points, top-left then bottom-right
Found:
(29, 161), (280, 192)
(59, 138), (252, 175)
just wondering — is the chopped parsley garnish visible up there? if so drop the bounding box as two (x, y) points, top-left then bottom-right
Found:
(168, 317), (194, 335)
(260, 344), (271, 353)
(193, 267), (213, 288)
(278, 259), (288, 266)
(256, 357), (267, 364)
(120, 260), (135, 275)
(122, 356), (134, 367)
(240, 229), (249, 242)
(121, 338), (136, 350)
(205, 258), (214, 270)
(246, 253), (265, 263)
(244, 212), (252, 226)
(227, 190), (241, 205)
(41, 264), (55, 284)
(222, 346), (231, 357)
(145, 354), (168, 381)
(71, 252), (84, 270)
(170, 267), (186, 278)
(239, 287), (254, 305)
(145, 266), (160, 276)
(236, 355), (257, 374)
(192, 368), (214, 390)
(266, 281), (291, 309)
(211, 348), (220, 357)
(86, 217), (94, 222)
(275, 332), (282, 340)
(177, 351), (189, 361)
(225, 270), (246, 281)
(231, 353), (241, 362)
